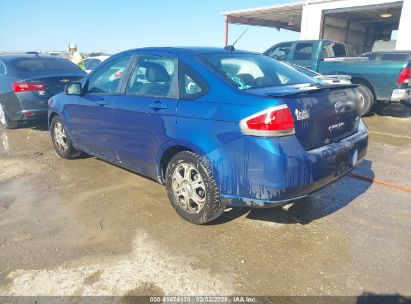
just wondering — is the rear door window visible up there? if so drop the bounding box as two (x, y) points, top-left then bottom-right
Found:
(179, 62), (208, 99)
(293, 43), (313, 60)
(126, 55), (178, 99)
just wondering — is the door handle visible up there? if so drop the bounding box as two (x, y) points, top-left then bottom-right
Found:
(96, 99), (109, 106)
(149, 102), (168, 110)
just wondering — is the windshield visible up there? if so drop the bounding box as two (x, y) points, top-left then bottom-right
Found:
(200, 53), (318, 90)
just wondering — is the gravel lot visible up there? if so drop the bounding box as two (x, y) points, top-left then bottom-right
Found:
(0, 114), (410, 297)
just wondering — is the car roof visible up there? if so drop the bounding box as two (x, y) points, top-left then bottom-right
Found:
(268, 39), (338, 45)
(84, 55), (110, 60)
(119, 46), (259, 57)
(0, 54), (66, 61)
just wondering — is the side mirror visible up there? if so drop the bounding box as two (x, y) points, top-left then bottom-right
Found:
(65, 82), (83, 95)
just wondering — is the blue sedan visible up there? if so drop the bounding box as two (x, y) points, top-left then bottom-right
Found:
(48, 47), (368, 224)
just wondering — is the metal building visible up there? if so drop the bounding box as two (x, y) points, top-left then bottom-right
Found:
(222, 0), (411, 54)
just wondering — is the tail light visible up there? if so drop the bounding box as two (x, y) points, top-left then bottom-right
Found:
(396, 67), (410, 85)
(11, 81), (47, 93)
(240, 104), (295, 137)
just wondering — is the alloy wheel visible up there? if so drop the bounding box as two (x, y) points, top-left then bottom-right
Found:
(171, 162), (206, 214)
(53, 122), (68, 153)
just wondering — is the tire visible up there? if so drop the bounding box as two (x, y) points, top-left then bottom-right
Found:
(0, 102), (18, 129)
(355, 84), (374, 116)
(165, 151), (225, 224)
(50, 116), (81, 159)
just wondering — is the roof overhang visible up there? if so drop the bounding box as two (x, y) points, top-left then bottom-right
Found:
(221, 2), (304, 32)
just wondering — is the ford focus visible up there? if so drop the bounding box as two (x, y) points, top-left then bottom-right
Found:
(48, 47), (368, 224)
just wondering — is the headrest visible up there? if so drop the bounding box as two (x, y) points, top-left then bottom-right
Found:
(146, 63), (170, 83)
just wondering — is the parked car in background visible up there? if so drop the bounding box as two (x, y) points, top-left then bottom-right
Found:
(283, 62), (352, 85)
(48, 47), (368, 224)
(48, 51), (71, 58)
(362, 51), (411, 61)
(25, 51), (40, 55)
(0, 54), (85, 128)
(83, 56), (110, 73)
(264, 40), (411, 116)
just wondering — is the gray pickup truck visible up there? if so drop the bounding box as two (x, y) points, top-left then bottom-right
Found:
(264, 40), (411, 115)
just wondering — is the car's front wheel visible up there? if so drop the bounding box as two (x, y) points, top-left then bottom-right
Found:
(0, 102), (18, 129)
(50, 116), (81, 159)
(165, 151), (225, 224)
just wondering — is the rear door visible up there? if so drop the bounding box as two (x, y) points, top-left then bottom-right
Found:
(67, 55), (132, 160)
(112, 52), (179, 178)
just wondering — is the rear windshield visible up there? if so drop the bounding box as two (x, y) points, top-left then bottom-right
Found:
(200, 53), (317, 90)
(10, 57), (81, 73)
(321, 41), (347, 59)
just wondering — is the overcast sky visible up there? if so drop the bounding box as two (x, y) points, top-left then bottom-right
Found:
(0, 0), (299, 54)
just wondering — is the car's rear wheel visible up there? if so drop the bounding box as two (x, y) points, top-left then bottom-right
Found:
(356, 84), (374, 116)
(0, 102), (18, 129)
(50, 116), (81, 159)
(165, 151), (225, 224)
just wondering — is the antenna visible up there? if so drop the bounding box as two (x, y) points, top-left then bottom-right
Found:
(232, 27), (249, 47)
(225, 27), (249, 51)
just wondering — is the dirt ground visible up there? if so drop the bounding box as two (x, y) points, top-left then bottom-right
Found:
(0, 114), (410, 297)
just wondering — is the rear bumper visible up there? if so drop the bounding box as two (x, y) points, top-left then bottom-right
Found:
(390, 88), (410, 103)
(5, 92), (48, 121)
(15, 109), (47, 121)
(206, 120), (368, 207)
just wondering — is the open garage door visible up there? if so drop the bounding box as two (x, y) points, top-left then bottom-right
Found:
(321, 1), (403, 55)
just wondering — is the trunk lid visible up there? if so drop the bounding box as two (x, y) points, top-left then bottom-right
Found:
(23, 72), (84, 98)
(248, 84), (361, 150)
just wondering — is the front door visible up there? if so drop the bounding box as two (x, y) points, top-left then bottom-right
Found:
(113, 53), (179, 178)
(67, 56), (132, 160)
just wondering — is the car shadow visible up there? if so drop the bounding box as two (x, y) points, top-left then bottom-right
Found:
(356, 292), (411, 304)
(28, 120), (49, 131)
(213, 159), (374, 225)
(373, 102), (411, 118)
